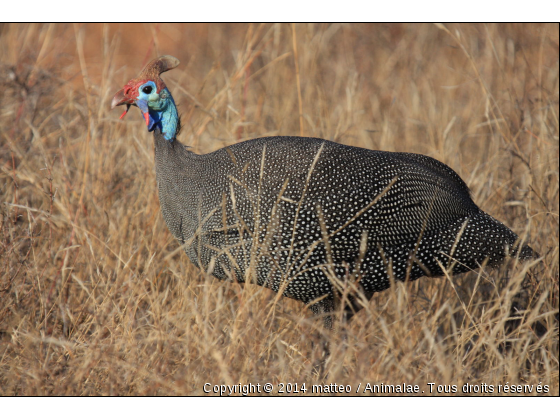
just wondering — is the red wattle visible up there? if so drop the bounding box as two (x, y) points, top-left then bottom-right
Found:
(143, 112), (150, 126)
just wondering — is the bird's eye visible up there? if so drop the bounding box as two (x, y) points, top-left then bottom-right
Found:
(142, 86), (153, 94)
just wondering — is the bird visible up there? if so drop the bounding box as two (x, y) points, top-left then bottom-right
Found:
(111, 55), (535, 329)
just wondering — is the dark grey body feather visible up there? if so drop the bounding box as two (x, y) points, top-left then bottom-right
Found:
(153, 131), (533, 317)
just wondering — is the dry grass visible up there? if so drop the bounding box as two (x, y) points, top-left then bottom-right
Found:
(0, 23), (558, 396)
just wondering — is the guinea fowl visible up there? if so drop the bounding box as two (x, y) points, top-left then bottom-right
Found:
(112, 55), (534, 328)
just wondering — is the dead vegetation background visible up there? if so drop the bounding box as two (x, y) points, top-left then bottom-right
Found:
(0, 23), (558, 396)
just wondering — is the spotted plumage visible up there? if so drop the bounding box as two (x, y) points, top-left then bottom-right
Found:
(112, 56), (534, 326)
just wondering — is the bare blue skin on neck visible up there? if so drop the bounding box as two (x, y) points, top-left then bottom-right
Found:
(136, 84), (178, 141)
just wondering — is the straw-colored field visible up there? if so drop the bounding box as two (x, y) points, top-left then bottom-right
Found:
(0, 23), (558, 396)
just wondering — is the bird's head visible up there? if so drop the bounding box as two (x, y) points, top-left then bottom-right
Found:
(112, 55), (180, 140)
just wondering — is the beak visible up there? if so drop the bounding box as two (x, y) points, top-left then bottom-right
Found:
(111, 87), (154, 129)
(111, 88), (134, 119)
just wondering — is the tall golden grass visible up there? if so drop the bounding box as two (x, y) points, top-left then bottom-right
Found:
(0, 23), (557, 396)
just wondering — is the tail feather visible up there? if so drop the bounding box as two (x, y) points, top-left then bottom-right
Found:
(443, 211), (534, 272)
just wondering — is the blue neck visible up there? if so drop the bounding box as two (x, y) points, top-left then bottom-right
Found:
(141, 88), (179, 141)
